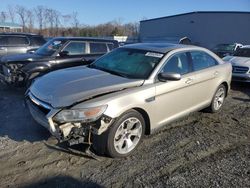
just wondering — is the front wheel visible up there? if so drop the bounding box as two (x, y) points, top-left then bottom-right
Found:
(206, 84), (226, 113)
(92, 110), (145, 158)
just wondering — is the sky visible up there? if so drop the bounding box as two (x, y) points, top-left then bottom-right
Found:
(0, 0), (250, 25)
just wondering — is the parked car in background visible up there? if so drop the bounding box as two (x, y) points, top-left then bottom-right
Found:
(0, 33), (46, 57)
(223, 45), (250, 82)
(26, 43), (232, 158)
(212, 43), (243, 58)
(0, 37), (118, 86)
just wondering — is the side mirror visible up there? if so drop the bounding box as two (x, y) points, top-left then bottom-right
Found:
(59, 51), (69, 57)
(158, 72), (181, 82)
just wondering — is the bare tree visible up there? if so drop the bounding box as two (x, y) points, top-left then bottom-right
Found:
(71, 11), (80, 36)
(0, 11), (8, 22)
(15, 5), (28, 31)
(34, 6), (46, 34)
(7, 5), (16, 23)
(54, 10), (61, 36)
(71, 12), (79, 28)
(26, 10), (34, 32)
(0, 4), (140, 37)
(44, 8), (61, 36)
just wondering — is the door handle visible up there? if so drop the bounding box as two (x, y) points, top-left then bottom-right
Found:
(185, 78), (193, 84)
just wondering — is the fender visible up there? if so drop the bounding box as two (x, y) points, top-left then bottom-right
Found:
(21, 61), (53, 75)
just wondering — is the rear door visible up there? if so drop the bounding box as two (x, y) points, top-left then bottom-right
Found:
(189, 51), (221, 104)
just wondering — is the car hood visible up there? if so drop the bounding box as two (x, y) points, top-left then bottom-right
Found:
(0, 53), (51, 65)
(30, 66), (144, 108)
(224, 56), (250, 67)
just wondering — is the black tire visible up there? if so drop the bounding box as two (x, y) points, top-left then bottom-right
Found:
(206, 84), (226, 113)
(92, 110), (145, 158)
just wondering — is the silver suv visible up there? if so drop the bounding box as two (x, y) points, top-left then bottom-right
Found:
(26, 43), (232, 158)
(0, 33), (46, 57)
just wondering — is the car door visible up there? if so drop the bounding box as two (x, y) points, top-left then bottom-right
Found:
(154, 51), (198, 127)
(189, 50), (222, 104)
(6, 35), (29, 55)
(0, 35), (8, 57)
(55, 41), (88, 69)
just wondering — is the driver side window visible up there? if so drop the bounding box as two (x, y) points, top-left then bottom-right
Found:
(162, 52), (190, 75)
(63, 41), (86, 55)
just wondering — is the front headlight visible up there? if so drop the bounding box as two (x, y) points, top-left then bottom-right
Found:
(53, 105), (107, 123)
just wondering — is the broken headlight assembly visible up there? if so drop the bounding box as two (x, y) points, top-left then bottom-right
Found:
(53, 105), (108, 123)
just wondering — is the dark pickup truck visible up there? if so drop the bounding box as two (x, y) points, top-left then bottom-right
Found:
(0, 37), (118, 86)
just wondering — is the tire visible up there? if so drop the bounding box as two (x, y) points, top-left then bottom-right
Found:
(206, 84), (226, 113)
(92, 110), (145, 158)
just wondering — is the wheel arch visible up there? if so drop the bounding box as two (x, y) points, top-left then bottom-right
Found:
(221, 81), (229, 97)
(133, 107), (151, 135)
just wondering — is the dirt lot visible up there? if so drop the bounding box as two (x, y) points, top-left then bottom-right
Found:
(0, 82), (250, 188)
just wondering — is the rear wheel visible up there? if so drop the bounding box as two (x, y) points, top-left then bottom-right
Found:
(206, 84), (226, 113)
(92, 110), (145, 158)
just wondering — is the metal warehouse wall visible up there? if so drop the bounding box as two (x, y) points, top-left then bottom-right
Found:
(140, 12), (250, 49)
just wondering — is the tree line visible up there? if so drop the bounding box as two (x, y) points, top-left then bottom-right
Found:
(0, 5), (139, 37)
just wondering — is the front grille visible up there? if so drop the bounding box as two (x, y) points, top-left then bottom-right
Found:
(232, 66), (249, 74)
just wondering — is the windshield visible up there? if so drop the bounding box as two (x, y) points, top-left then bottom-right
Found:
(90, 48), (164, 79)
(35, 39), (66, 56)
(214, 44), (235, 52)
(233, 48), (250, 58)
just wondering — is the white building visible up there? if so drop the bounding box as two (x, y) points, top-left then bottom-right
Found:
(0, 22), (22, 32)
(140, 11), (250, 48)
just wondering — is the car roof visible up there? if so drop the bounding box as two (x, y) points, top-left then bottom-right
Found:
(51, 37), (118, 43)
(121, 43), (197, 53)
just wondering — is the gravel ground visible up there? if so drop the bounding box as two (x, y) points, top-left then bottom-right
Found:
(0, 82), (249, 188)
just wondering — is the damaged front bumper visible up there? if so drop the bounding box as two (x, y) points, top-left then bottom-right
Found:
(0, 64), (12, 84)
(0, 64), (25, 85)
(26, 92), (114, 145)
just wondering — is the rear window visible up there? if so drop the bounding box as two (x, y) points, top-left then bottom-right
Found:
(30, 36), (46, 46)
(191, 51), (218, 71)
(7, 36), (29, 46)
(90, 42), (108, 53)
